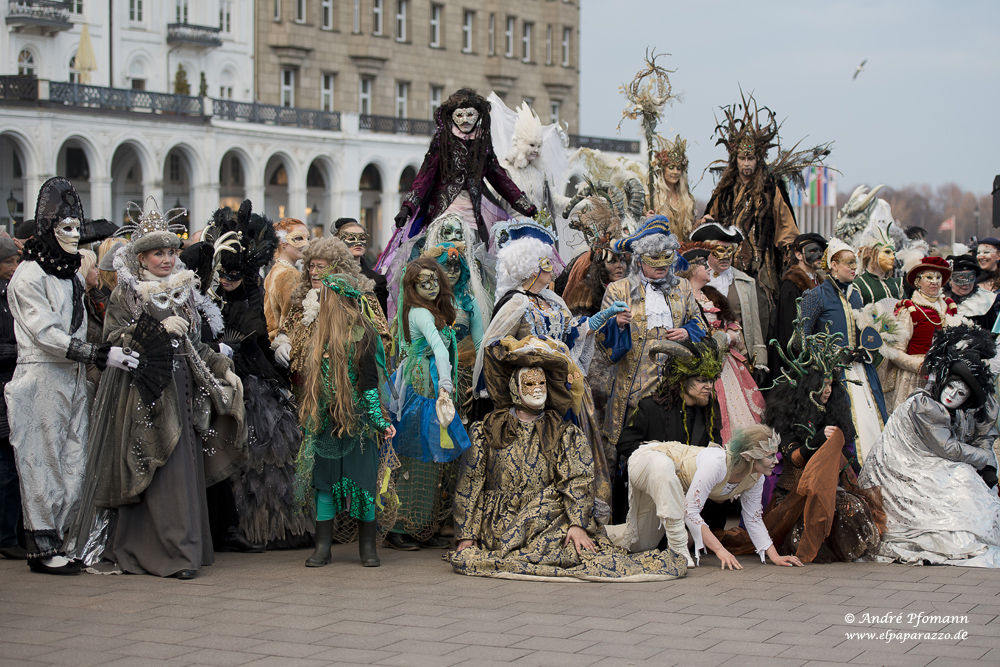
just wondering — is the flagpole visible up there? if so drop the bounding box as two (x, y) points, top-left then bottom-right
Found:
(951, 217), (956, 252)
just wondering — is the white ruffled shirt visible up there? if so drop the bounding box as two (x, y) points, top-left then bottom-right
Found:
(643, 281), (674, 330)
(685, 448), (771, 565)
(707, 267), (734, 295)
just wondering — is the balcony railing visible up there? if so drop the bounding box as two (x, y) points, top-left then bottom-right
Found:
(569, 134), (640, 154)
(166, 22), (223, 48)
(6, 0), (71, 32)
(359, 114), (434, 136)
(213, 99), (341, 131)
(0, 75), (38, 101)
(49, 82), (204, 116)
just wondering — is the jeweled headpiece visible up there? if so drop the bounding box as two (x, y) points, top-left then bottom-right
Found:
(118, 196), (187, 254)
(653, 135), (689, 172)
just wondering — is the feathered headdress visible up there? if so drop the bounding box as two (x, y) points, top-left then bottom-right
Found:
(564, 148), (646, 226)
(713, 89), (779, 162)
(117, 196), (187, 254)
(921, 324), (997, 410)
(568, 196), (626, 260)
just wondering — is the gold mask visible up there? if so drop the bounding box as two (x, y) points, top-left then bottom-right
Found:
(641, 252), (675, 268)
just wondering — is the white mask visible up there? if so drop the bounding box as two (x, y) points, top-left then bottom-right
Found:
(452, 107), (479, 133)
(55, 217), (81, 254)
(517, 367), (547, 411)
(940, 379), (970, 410)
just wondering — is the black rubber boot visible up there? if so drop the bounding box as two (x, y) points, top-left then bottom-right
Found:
(305, 520), (333, 567)
(358, 521), (380, 567)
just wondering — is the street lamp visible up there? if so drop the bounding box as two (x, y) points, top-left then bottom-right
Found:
(309, 202), (320, 233)
(6, 191), (17, 219)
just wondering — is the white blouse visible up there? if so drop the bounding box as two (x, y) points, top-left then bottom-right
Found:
(684, 448), (771, 565)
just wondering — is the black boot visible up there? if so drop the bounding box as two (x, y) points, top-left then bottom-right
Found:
(305, 520), (333, 567)
(358, 521), (380, 567)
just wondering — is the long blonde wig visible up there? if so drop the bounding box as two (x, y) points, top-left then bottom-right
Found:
(298, 281), (374, 437)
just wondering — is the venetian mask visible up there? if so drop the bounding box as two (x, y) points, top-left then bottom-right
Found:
(951, 270), (976, 287)
(516, 367), (547, 411)
(337, 230), (367, 249)
(940, 379), (970, 410)
(439, 218), (464, 243)
(415, 269), (440, 300)
(802, 242), (824, 267)
(55, 217), (81, 254)
(641, 250), (676, 269)
(443, 256), (462, 287)
(877, 245), (896, 274)
(452, 107), (480, 133)
(916, 270), (943, 298)
(283, 229), (310, 248)
(148, 282), (192, 311)
(711, 244), (736, 260)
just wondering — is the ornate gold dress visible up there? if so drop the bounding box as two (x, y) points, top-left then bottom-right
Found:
(448, 411), (687, 582)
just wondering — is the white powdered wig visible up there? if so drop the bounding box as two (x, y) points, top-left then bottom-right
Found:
(495, 236), (556, 302)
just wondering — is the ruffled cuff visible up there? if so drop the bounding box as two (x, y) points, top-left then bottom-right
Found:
(271, 332), (290, 351)
(66, 339), (110, 370)
(361, 387), (390, 431)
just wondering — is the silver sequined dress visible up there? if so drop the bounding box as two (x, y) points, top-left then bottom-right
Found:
(859, 390), (1000, 567)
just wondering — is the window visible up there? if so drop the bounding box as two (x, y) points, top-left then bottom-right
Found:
(545, 25), (552, 65)
(169, 154), (182, 183)
(17, 50), (35, 77)
(504, 16), (514, 57)
(281, 68), (295, 107)
(219, 84), (233, 98)
(488, 14), (495, 55)
(462, 11), (473, 53)
(550, 101), (560, 125)
(321, 0), (332, 29)
(69, 56), (78, 83)
(522, 22), (532, 62)
(429, 5), (441, 47)
(176, 0), (189, 23)
(274, 0), (280, 21)
(129, 0), (143, 22)
(395, 0), (407, 41)
(430, 85), (442, 119)
(219, 1), (233, 34)
(296, 0), (306, 23)
(70, 0), (83, 14)
(352, 0), (360, 32)
(321, 73), (335, 111)
(395, 81), (408, 118)
(561, 27), (570, 66)
(359, 76), (372, 114)
(372, 0), (383, 35)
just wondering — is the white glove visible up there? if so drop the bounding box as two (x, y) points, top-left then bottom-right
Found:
(436, 387), (456, 427)
(218, 342), (234, 359)
(161, 315), (190, 338)
(107, 346), (140, 371)
(223, 369), (242, 392)
(274, 343), (291, 368)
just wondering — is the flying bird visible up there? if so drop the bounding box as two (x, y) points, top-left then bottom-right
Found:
(853, 59), (868, 80)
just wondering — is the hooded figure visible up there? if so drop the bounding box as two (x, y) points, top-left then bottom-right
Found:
(860, 325), (1000, 567)
(6, 177), (136, 574)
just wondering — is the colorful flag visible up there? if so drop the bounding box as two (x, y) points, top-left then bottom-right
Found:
(939, 216), (955, 232)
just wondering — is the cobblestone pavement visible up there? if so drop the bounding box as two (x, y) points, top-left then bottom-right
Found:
(1, 545), (998, 667)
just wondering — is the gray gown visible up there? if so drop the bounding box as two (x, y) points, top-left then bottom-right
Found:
(859, 390), (1000, 567)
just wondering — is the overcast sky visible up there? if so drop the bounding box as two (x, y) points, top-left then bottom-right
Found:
(578, 0), (1000, 199)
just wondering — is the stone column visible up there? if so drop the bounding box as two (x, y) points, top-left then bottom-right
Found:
(90, 177), (112, 222)
(190, 183), (220, 232)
